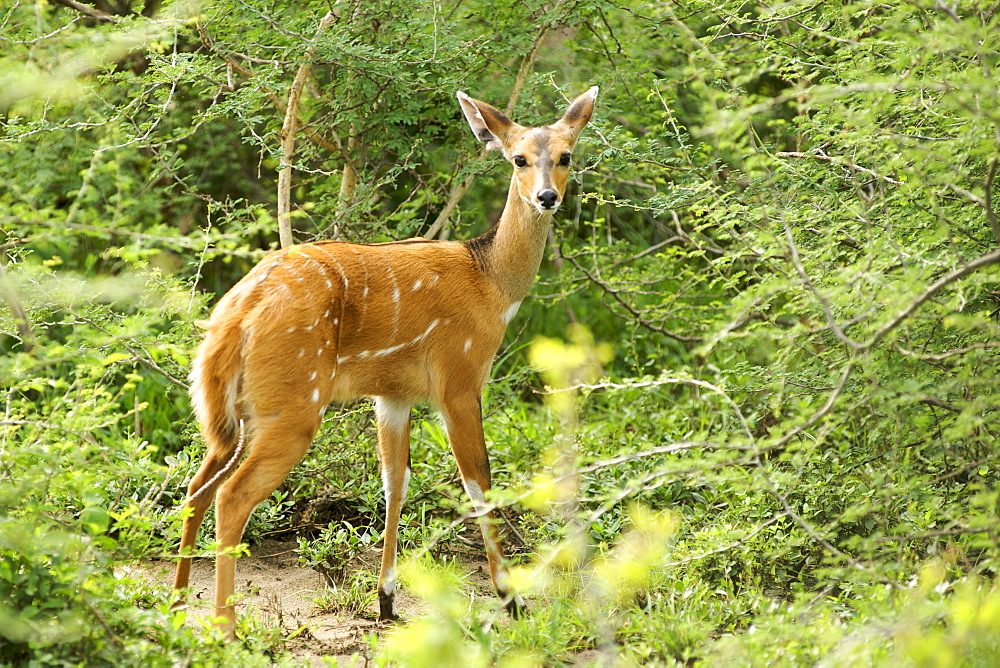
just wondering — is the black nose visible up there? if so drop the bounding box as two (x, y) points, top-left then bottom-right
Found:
(538, 190), (558, 209)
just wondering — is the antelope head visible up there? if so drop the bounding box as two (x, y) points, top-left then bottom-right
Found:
(457, 87), (599, 215)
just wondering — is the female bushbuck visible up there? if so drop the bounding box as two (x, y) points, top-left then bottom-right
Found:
(172, 87), (598, 633)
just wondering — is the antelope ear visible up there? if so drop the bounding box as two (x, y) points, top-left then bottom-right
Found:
(552, 86), (599, 144)
(456, 91), (514, 151)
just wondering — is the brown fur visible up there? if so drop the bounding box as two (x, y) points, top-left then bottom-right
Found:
(172, 87), (598, 634)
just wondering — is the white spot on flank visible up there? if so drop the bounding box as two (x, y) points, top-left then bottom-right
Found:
(340, 319), (442, 367)
(309, 371), (317, 381)
(323, 310), (330, 318)
(313, 245), (349, 292)
(412, 278), (422, 291)
(384, 265), (400, 343)
(501, 300), (523, 324)
(298, 349), (305, 359)
(311, 388), (320, 403)
(419, 319), (439, 341)
(317, 348), (324, 356)
(286, 326), (296, 333)
(333, 318), (339, 325)
(373, 343), (405, 358)
(305, 324), (314, 332)
(464, 338), (473, 354)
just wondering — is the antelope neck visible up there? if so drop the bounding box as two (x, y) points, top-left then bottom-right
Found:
(469, 174), (554, 304)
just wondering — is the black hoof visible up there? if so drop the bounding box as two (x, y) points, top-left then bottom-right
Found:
(503, 594), (525, 618)
(379, 590), (401, 623)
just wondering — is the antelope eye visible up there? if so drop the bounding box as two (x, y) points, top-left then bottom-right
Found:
(513, 155), (527, 168)
(559, 153), (572, 167)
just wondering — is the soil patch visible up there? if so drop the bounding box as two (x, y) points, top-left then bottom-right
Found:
(138, 539), (498, 665)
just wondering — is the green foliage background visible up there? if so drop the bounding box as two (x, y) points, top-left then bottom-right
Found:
(2, 0), (999, 665)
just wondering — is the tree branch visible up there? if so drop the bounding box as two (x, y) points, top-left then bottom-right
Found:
(784, 223), (860, 351)
(53, 0), (118, 23)
(277, 11), (336, 249)
(895, 340), (1000, 362)
(423, 14), (553, 239)
(862, 246), (1000, 350)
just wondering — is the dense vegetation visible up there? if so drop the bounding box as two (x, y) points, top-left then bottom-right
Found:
(2, 0), (999, 664)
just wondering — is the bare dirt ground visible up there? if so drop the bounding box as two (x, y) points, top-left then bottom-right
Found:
(138, 538), (497, 666)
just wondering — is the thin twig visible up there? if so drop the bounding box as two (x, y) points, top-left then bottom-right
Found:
(757, 457), (876, 576)
(776, 150), (903, 185)
(195, 22), (347, 160)
(562, 252), (702, 343)
(0, 420), (99, 445)
(895, 340), (1000, 361)
(662, 512), (789, 567)
(784, 223), (860, 351)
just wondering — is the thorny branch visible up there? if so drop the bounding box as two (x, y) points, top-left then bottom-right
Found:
(544, 376), (754, 443)
(79, 317), (190, 389)
(895, 340), (1000, 362)
(562, 251), (702, 343)
(756, 458), (877, 576)
(784, 223), (860, 352)
(194, 23), (348, 161)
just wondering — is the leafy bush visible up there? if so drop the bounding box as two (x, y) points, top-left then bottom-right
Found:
(2, 0), (1000, 664)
